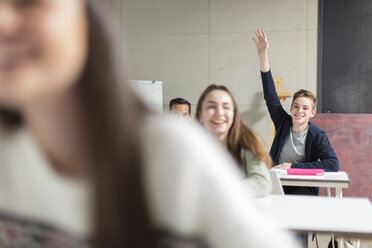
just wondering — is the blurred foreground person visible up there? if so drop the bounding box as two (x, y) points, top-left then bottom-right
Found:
(0, 1), (299, 248)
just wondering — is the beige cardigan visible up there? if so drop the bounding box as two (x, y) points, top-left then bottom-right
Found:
(241, 149), (272, 197)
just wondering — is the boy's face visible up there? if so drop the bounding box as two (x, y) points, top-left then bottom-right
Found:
(171, 104), (192, 121)
(290, 97), (316, 127)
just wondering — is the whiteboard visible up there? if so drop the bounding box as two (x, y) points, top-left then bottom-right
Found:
(130, 80), (163, 112)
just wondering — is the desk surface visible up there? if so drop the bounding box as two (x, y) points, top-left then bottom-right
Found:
(254, 195), (372, 238)
(277, 171), (350, 188)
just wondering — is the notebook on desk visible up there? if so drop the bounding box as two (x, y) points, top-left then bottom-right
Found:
(271, 168), (326, 180)
(287, 168), (325, 176)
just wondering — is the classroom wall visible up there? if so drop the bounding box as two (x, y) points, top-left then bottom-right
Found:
(117, 0), (318, 149)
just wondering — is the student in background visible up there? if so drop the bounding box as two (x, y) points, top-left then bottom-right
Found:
(196, 85), (272, 197)
(253, 29), (339, 248)
(252, 29), (339, 196)
(169, 97), (192, 121)
(0, 1), (300, 248)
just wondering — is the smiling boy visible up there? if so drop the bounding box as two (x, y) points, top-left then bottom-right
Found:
(253, 29), (339, 196)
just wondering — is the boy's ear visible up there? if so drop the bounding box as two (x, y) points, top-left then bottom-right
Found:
(310, 108), (317, 118)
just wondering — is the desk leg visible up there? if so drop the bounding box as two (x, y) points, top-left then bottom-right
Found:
(327, 187), (332, 197)
(352, 238), (360, 248)
(331, 236), (335, 248)
(336, 187), (344, 248)
(339, 237), (344, 248)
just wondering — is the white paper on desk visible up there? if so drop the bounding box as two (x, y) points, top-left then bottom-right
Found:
(280, 174), (326, 179)
(325, 171), (347, 175)
(271, 168), (287, 175)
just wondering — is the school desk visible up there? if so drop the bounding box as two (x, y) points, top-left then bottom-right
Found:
(276, 171), (350, 198)
(253, 195), (372, 248)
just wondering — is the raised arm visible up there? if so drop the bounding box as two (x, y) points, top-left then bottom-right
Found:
(252, 29), (270, 72)
(252, 29), (288, 127)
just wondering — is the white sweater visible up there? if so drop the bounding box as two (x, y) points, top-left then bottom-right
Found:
(0, 116), (300, 248)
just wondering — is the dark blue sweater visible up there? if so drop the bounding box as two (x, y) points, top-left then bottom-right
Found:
(261, 71), (339, 173)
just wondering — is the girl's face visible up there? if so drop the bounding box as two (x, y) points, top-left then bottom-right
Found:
(199, 90), (235, 141)
(0, 0), (88, 108)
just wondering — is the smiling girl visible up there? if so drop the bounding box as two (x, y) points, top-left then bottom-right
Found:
(196, 85), (272, 197)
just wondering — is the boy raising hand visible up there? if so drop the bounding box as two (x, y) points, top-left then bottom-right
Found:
(253, 29), (339, 196)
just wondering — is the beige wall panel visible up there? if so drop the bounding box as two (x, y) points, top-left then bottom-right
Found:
(267, 31), (308, 98)
(210, 0), (308, 33)
(209, 33), (264, 105)
(209, 31), (307, 105)
(307, 0), (319, 30)
(123, 35), (209, 105)
(307, 30), (318, 96)
(122, 0), (209, 36)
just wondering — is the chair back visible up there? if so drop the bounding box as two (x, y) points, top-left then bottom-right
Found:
(270, 170), (284, 195)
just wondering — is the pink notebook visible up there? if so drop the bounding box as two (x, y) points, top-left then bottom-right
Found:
(287, 168), (325, 176)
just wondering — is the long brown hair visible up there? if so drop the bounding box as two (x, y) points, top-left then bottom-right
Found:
(196, 85), (272, 168)
(0, 0), (155, 247)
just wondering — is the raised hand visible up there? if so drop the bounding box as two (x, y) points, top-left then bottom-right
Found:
(252, 29), (269, 58)
(252, 29), (270, 72)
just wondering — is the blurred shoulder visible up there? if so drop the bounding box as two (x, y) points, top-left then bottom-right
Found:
(140, 114), (227, 162)
(142, 114), (206, 143)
